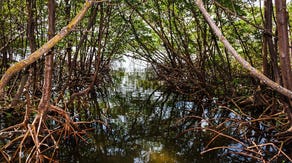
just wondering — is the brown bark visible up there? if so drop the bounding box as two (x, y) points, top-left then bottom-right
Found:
(26, 0), (37, 54)
(26, 0), (38, 94)
(264, 0), (280, 83)
(275, 0), (292, 91)
(73, 5), (99, 72)
(11, 0), (37, 107)
(195, 0), (292, 99)
(213, 1), (274, 37)
(68, 3), (105, 104)
(65, 0), (72, 77)
(37, 0), (56, 114)
(262, 36), (269, 76)
(0, 1), (94, 98)
(275, 0), (292, 127)
(11, 73), (29, 107)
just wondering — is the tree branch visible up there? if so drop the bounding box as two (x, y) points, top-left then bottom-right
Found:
(0, 1), (94, 97)
(195, 0), (292, 99)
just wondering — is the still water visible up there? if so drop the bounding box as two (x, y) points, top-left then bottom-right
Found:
(58, 65), (227, 162)
(1, 57), (289, 162)
(56, 57), (281, 163)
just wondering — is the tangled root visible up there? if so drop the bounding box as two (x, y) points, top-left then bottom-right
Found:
(0, 104), (90, 162)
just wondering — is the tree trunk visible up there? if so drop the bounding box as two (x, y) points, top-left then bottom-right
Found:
(0, 1), (94, 98)
(37, 0), (56, 114)
(275, 0), (292, 128)
(26, 0), (38, 95)
(65, 0), (72, 77)
(194, 0), (292, 99)
(0, 0), (7, 73)
(11, 0), (37, 107)
(264, 0), (280, 83)
(275, 0), (292, 91)
(72, 5), (99, 74)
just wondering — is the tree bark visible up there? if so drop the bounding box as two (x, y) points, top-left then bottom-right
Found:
(275, 0), (292, 127)
(0, 0), (7, 73)
(37, 0), (56, 113)
(11, 0), (37, 107)
(73, 5), (99, 73)
(275, 0), (292, 91)
(264, 0), (280, 83)
(68, 3), (105, 104)
(195, 0), (292, 99)
(0, 1), (94, 98)
(26, 0), (39, 95)
(65, 0), (72, 78)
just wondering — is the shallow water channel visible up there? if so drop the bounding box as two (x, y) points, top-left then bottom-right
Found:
(58, 59), (226, 162)
(1, 58), (289, 162)
(55, 57), (292, 163)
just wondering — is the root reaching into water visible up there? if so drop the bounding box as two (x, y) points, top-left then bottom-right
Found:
(0, 104), (94, 162)
(176, 95), (292, 162)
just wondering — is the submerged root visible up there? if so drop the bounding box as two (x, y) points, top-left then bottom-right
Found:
(176, 95), (292, 162)
(0, 104), (91, 162)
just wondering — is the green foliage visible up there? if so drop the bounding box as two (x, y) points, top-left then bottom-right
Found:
(0, 0), (289, 99)
(137, 79), (159, 90)
(216, 0), (247, 16)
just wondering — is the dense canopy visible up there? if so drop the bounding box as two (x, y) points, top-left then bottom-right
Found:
(1, 0), (292, 162)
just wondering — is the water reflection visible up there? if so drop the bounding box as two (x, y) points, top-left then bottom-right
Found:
(13, 60), (286, 162)
(58, 65), (287, 162)
(59, 65), (225, 162)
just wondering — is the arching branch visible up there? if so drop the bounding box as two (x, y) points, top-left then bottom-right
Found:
(195, 0), (292, 99)
(0, 1), (96, 97)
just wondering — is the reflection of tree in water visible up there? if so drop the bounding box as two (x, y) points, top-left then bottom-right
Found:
(174, 96), (291, 162)
(54, 68), (292, 162)
(55, 69), (199, 162)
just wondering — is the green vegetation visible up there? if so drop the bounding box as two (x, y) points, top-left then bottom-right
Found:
(1, 0), (292, 162)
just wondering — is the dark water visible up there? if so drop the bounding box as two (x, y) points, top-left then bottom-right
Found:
(58, 69), (226, 163)
(1, 60), (291, 162)
(55, 66), (286, 163)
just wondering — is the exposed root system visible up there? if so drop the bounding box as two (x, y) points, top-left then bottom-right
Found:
(0, 104), (94, 162)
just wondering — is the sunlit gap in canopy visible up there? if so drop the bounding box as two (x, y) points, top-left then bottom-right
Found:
(253, 0), (292, 6)
(112, 53), (150, 73)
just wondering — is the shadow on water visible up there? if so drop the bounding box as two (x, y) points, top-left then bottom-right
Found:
(58, 68), (219, 163)
(1, 59), (291, 162)
(55, 64), (291, 163)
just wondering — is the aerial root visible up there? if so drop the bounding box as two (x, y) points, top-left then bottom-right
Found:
(176, 96), (292, 162)
(0, 104), (90, 162)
